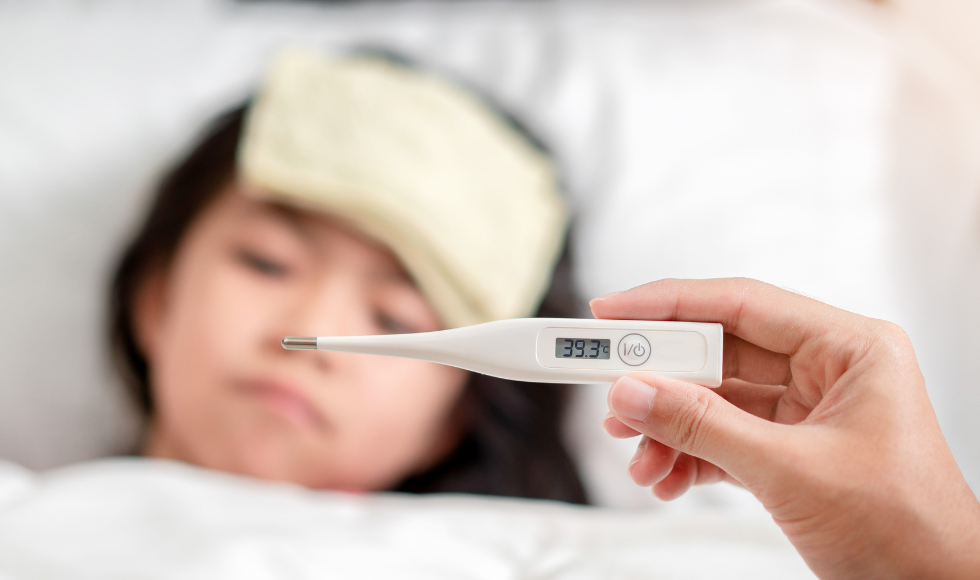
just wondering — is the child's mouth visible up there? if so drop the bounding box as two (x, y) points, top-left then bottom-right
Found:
(237, 378), (328, 431)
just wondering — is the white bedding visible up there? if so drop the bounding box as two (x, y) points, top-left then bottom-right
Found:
(0, 459), (814, 579)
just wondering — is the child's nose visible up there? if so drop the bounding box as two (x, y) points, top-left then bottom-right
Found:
(274, 277), (377, 374)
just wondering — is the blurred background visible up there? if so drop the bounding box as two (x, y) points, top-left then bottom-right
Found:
(2, 0), (980, 511)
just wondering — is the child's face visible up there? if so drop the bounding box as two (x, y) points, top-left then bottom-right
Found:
(136, 185), (469, 490)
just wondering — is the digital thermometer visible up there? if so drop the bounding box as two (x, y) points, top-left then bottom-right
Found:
(282, 318), (723, 387)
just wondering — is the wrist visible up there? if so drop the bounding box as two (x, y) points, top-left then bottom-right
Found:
(883, 498), (980, 580)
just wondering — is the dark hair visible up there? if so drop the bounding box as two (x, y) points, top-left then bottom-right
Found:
(109, 102), (588, 505)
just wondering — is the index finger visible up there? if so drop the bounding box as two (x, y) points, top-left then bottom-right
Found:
(589, 278), (858, 356)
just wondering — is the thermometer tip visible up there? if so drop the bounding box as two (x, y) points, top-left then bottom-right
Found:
(282, 336), (317, 350)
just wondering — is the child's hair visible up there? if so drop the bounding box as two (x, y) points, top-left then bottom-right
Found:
(109, 103), (589, 504)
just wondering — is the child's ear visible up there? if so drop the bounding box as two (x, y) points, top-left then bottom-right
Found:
(132, 266), (169, 361)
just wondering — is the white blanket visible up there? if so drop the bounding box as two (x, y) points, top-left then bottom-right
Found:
(0, 459), (814, 579)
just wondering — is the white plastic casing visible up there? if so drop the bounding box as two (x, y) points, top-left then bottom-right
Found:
(313, 318), (723, 387)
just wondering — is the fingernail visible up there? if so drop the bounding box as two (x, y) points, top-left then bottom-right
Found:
(589, 291), (622, 304)
(628, 436), (650, 482)
(628, 436), (649, 469)
(600, 411), (615, 435)
(610, 376), (655, 421)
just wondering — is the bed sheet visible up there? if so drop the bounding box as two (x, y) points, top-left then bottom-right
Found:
(0, 458), (815, 580)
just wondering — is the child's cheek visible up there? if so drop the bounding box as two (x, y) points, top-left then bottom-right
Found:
(160, 248), (257, 401)
(352, 358), (467, 474)
(199, 250), (291, 375)
(207, 265), (269, 360)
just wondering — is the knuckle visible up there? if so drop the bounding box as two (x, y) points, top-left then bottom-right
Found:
(724, 278), (756, 335)
(728, 277), (764, 295)
(657, 278), (681, 293)
(868, 319), (915, 360)
(668, 389), (716, 455)
(875, 320), (910, 344)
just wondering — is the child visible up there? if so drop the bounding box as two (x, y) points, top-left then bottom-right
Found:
(108, 50), (586, 503)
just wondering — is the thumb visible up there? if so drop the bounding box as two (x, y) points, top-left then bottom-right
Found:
(608, 374), (780, 481)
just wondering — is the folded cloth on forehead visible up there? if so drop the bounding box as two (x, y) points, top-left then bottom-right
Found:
(238, 49), (568, 328)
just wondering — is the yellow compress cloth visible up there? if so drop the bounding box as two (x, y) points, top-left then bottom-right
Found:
(238, 49), (568, 328)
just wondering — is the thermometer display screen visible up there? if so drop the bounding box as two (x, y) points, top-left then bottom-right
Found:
(555, 338), (611, 359)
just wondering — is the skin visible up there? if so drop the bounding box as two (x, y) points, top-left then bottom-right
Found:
(135, 185), (469, 491)
(594, 278), (980, 579)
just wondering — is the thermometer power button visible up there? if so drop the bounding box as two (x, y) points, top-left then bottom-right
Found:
(618, 334), (651, 366)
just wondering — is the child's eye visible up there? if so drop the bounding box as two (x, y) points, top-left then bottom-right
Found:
(237, 249), (290, 278)
(375, 312), (415, 335)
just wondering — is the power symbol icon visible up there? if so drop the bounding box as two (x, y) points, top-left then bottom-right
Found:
(618, 334), (652, 366)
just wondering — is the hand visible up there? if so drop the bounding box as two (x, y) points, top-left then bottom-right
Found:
(592, 278), (980, 580)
